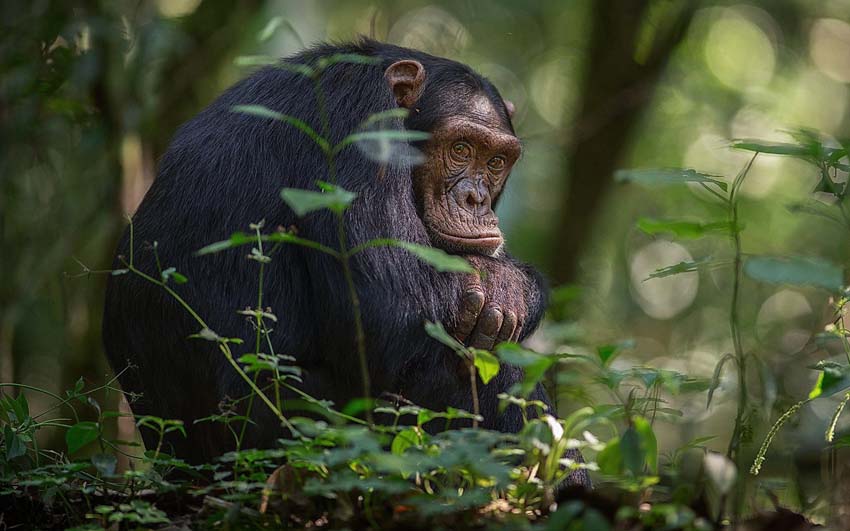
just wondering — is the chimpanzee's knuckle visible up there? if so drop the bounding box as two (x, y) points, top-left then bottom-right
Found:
(463, 288), (485, 309)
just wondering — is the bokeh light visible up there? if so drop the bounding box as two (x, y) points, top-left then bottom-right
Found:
(809, 18), (850, 84)
(630, 241), (699, 320)
(703, 7), (776, 90)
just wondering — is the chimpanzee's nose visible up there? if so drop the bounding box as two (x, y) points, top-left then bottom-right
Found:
(461, 179), (490, 213)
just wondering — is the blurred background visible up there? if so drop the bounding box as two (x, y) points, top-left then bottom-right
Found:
(1, 0), (849, 488)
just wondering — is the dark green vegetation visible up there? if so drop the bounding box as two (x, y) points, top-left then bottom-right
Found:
(2, 1), (849, 529)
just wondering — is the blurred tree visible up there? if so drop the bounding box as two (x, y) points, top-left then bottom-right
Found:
(552, 0), (696, 284)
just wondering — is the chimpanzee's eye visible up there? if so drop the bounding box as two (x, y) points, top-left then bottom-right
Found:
(488, 156), (506, 172)
(451, 142), (472, 160)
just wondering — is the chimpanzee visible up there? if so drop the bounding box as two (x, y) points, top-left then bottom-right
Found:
(103, 39), (588, 485)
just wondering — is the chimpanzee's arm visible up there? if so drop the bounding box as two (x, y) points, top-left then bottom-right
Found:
(448, 254), (548, 349)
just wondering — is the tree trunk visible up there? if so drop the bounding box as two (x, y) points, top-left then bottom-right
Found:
(551, 0), (696, 285)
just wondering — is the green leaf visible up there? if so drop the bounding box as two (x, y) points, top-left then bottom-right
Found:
(389, 241), (473, 273)
(66, 421), (100, 455)
(494, 344), (559, 397)
(233, 55), (278, 67)
(359, 108), (410, 128)
(316, 53), (381, 70)
(4, 426), (26, 460)
(280, 185), (357, 216)
(232, 105), (328, 151)
(257, 16), (284, 42)
(334, 129), (431, 153)
(597, 437), (622, 475)
(424, 321), (465, 353)
(596, 339), (634, 366)
(707, 353), (735, 409)
(615, 168), (728, 191)
(645, 257), (716, 280)
(472, 349), (500, 384)
(196, 231), (339, 257)
(808, 361), (850, 399)
(620, 426), (644, 475)
(390, 427), (420, 455)
(633, 416), (658, 474)
(196, 232), (254, 255)
(731, 140), (814, 157)
(340, 397), (375, 416)
(637, 218), (734, 239)
(744, 256), (843, 292)
(160, 267), (188, 284)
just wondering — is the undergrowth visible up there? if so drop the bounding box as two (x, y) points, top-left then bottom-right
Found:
(2, 38), (849, 531)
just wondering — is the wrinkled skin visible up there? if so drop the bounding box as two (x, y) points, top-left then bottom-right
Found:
(453, 256), (533, 349)
(413, 100), (522, 258)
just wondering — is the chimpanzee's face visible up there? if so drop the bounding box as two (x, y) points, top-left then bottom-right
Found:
(384, 60), (521, 256)
(413, 95), (521, 256)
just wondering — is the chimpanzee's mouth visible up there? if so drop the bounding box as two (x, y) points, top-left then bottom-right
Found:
(436, 229), (503, 249)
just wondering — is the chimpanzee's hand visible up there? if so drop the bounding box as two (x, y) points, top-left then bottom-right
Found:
(450, 256), (533, 351)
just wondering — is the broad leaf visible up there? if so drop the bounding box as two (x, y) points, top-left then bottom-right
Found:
(596, 437), (623, 475)
(66, 421), (100, 455)
(808, 361), (850, 399)
(620, 426), (643, 475)
(280, 186), (357, 216)
(390, 427), (420, 455)
(4, 426), (26, 460)
(596, 339), (635, 366)
(472, 349), (500, 384)
(633, 416), (658, 474)
(744, 256), (843, 292)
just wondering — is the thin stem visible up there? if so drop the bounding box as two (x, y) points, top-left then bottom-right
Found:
(699, 181), (730, 204)
(468, 361), (480, 428)
(238, 224), (267, 449)
(724, 153), (757, 526)
(339, 217), (372, 424)
(310, 66), (372, 424)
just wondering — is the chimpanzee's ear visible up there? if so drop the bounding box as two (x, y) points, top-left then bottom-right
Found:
(504, 99), (516, 119)
(385, 60), (425, 108)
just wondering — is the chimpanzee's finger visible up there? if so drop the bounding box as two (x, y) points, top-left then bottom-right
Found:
(468, 305), (503, 351)
(496, 310), (517, 345)
(454, 286), (485, 342)
(511, 322), (524, 343)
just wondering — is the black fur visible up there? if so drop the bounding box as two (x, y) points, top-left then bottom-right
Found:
(102, 39), (588, 485)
